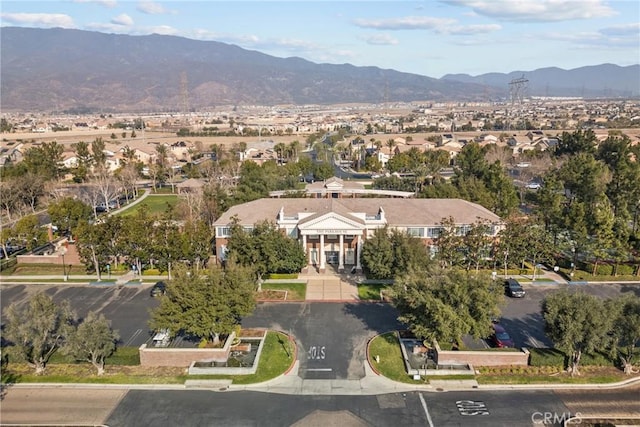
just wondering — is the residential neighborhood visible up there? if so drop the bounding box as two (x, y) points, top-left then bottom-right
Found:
(2, 98), (640, 426)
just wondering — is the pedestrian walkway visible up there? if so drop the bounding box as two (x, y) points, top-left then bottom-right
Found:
(304, 278), (358, 301)
(230, 360), (429, 395)
(298, 266), (362, 301)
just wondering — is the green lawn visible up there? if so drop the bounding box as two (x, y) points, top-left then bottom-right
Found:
(358, 283), (390, 300)
(261, 282), (306, 301)
(1, 331), (294, 385)
(367, 332), (633, 386)
(118, 195), (178, 217)
(368, 332), (424, 384)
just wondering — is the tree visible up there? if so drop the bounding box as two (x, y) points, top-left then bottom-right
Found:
(542, 290), (612, 376)
(463, 220), (492, 272)
(392, 269), (503, 345)
(360, 226), (395, 279)
(434, 217), (465, 269)
(22, 141), (65, 180)
(609, 294), (640, 375)
(47, 197), (92, 234)
(4, 293), (75, 374)
(63, 311), (119, 375)
(72, 140), (92, 182)
(226, 219), (306, 289)
(149, 263), (256, 345)
(92, 169), (120, 212)
(555, 129), (597, 156)
(12, 214), (48, 251)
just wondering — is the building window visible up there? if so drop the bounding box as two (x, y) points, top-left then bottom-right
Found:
(288, 228), (298, 238)
(406, 227), (424, 237)
(426, 227), (442, 238)
(456, 225), (472, 236)
(217, 227), (231, 237)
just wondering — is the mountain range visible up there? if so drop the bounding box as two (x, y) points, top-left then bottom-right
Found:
(1, 27), (638, 113)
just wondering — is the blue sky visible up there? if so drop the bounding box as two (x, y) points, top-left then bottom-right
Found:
(2, 1), (638, 78)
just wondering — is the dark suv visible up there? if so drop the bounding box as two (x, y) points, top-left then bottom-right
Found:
(150, 281), (166, 297)
(505, 278), (525, 298)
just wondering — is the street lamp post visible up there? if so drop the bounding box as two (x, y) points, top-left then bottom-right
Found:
(61, 248), (68, 282)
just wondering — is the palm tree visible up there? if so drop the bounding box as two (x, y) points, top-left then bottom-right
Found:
(386, 138), (397, 154)
(288, 140), (301, 162)
(274, 143), (286, 164)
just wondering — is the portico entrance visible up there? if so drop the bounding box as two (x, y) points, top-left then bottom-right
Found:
(297, 211), (366, 273)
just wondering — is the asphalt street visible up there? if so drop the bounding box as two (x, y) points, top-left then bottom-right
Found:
(241, 302), (403, 380)
(3, 380), (638, 426)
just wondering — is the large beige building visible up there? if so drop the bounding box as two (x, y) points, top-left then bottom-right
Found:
(213, 198), (502, 273)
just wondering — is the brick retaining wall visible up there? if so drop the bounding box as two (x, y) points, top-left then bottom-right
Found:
(434, 340), (529, 366)
(139, 332), (236, 367)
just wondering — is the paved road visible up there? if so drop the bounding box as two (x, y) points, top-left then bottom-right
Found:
(3, 384), (638, 426)
(242, 302), (403, 380)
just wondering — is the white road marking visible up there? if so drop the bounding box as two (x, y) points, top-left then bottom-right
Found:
(305, 368), (333, 372)
(124, 328), (143, 346)
(419, 393), (435, 427)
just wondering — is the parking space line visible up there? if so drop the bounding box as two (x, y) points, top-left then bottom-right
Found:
(124, 328), (143, 346)
(419, 393), (435, 427)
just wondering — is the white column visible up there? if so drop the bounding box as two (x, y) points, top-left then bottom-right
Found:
(319, 234), (325, 269)
(356, 234), (362, 270)
(338, 234), (344, 270)
(302, 234), (308, 265)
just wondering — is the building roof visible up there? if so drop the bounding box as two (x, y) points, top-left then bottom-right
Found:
(213, 198), (500, 227)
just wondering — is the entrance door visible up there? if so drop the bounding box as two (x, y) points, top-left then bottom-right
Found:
(345, 249), (355, 265)
(325, 251), (339, 264)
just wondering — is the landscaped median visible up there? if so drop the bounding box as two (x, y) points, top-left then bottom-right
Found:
(367, 332), (637, 386)
(0, 330), (296, 386)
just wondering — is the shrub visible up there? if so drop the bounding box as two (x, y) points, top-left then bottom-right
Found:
(529, 348), (565, 367)
(614, 263), (635, 276)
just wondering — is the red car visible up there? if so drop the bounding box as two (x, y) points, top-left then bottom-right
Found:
(490, 324), (514, 348)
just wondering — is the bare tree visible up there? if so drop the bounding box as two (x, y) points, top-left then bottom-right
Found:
(93, 169), (120, 212)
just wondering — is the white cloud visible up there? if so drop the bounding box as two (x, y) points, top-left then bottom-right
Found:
(438, 23), (501, 35)
(111, 13), (133, 26)
(442, 0), (617, 22)
(599, 22), (640, 37)
(146, 25), (179, 36)
(137, 1), (171, 15)
(72, 0), (117, 8)
(363, 33), (399, 45)
(540, 26), (639, 48)
(353, 16), (455, 30)
(0, 13), (74, 28)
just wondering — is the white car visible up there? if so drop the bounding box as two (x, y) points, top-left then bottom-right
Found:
(526, 182), (541, 189)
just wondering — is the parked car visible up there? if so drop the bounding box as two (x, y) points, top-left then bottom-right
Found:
(505, 278), (525, 298)
(490, 324), (515, 348)
(150, 281), (166, 297)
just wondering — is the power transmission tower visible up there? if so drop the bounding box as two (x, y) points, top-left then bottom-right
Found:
(507, 75), (528, 130)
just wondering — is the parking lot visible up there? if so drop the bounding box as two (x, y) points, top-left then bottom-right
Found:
(1, 282), (638, 369)
(0, 283), (160, 348)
